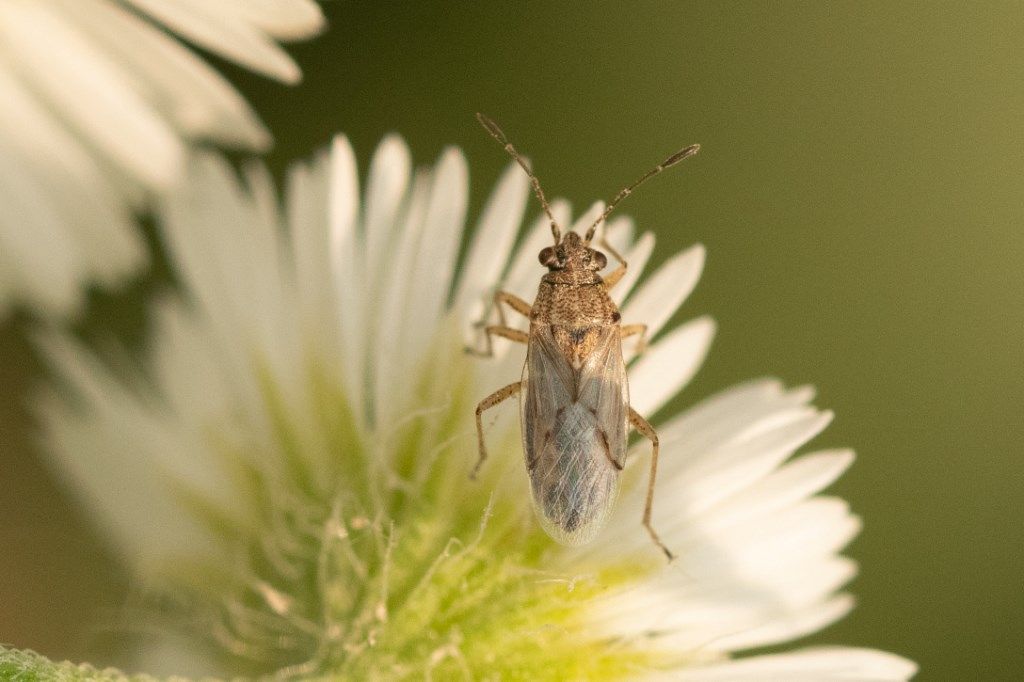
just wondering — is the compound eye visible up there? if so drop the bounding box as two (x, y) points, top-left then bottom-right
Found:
(593, 251), (608, 270)
(538, 246), (557, 267)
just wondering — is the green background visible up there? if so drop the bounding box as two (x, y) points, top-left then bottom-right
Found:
(2, 2), (1022, 679)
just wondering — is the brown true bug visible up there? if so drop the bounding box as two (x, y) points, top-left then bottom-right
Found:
(469, 114), (700, 560)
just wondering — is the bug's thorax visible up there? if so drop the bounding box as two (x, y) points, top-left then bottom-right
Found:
(529, 233), (621, 371)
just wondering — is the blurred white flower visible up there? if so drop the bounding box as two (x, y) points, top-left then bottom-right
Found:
(37, 136), (916, 679)
(0, 0), (324, 315)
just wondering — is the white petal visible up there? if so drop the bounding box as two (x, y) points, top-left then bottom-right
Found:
(123, 0), (306, 83)
(328, 136), (369, 421)
(598, 215), (636, 260)
(657, 380), (816, 458)
(0, 67), (125, 210)
(0, 101), (143, 308)
(35, 338), (228, 572)
(216, 0), (326, 40)
(702, 449), (855, 531)
(567, 381), (820, 564)
(610, 229), (655, 306)
(287, 152), (336, 345)
(453, 161), (530, 327)
(0, 1), (183, 187)
(656, 410), (835, 525)
(372, 172), (432, 424)
(713, 594), (855, 652)
(328, 136), (360, 256)
(697, 499), (861, 575)
(402, 148), (468, 363)
(159, 154), (271, 409)
(620, 243), (706, 340)
(0, 136), (84, 313)
(0, 243), (16, 311)
(671, 647), (917, 681)
(570, 201), (605, 237)
(363, 135), (412, 282)
(627, 316), (716, 415)
(150, 300), (233, 434)
(56, 0), (270, 149)
(593, 552), (858, 656)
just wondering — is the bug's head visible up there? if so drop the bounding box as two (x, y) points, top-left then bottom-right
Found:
(538, 231), (607, 272)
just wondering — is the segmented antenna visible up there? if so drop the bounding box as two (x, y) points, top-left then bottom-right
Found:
(583, 143), (701, 245)
(477, 113), (562, 245)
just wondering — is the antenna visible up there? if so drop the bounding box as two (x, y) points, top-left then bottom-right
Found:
(477, 113), (562, 244)
(583, 143), (701, 245)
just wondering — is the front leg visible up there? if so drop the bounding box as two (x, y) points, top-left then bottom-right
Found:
(629, 406), (673, 562)
(472, 381), (523, 479)
(600, 235), (629, 290)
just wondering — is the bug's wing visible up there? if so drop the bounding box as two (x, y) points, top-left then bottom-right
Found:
(521, 325), (629, 546)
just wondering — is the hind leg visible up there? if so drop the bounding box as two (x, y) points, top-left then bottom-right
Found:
(472, 381), (522, 479)
(629, 407), (673, 562)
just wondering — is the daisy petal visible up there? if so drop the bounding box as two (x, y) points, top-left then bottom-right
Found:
(123, 0), (306, 83)
(373, 173), (432, 422)
(0, 138), (83, 312)
(657, 380), (816, 457)
(627, 316), (716, 413)
(659, 409), (835, 522)
(453, 162), (530, 327)
(620, 243), (706, 340)
(328, 137), (367, 412)
(35, 336), (227, 573)
(713, 594), (855, 652)
(702, 449), (855, 530)
(58, 0), (270, 149)
(404, 148), (469, 358)
(0, 0), (322, 316)
(363, 135), (412, 281)
(673, 647), (917, 681)
(610, 229), (656, 306)
(217, 0), (325, 40)
(0, 1), (183, 187)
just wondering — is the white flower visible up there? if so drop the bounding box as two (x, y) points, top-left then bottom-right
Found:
(37, 135), (916, 680)
(0, 0), (324, 316)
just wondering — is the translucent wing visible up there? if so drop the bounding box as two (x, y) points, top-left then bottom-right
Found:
(520, 325), (629, 545)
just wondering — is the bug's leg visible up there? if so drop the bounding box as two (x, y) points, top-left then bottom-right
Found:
(466, 326), (529, 358)
(472, 381), (522, 480)
(597, 428), (625, 470)
(619, 323), (649, 356)
(600, 235), (629, 291)
(628, 406), (674, 562)
(492, 290), (532, 326)
(467, 290), (532, 355)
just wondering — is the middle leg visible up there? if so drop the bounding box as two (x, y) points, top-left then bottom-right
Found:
(620, 323), (649, 356)
(467, 290), (532, 356)
(466, 326), (528, 358)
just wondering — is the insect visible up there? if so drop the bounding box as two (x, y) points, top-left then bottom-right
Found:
(470, 113), (699, 560)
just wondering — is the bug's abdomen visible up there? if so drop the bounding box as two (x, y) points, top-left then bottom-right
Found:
(527, 402), (621, 545)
